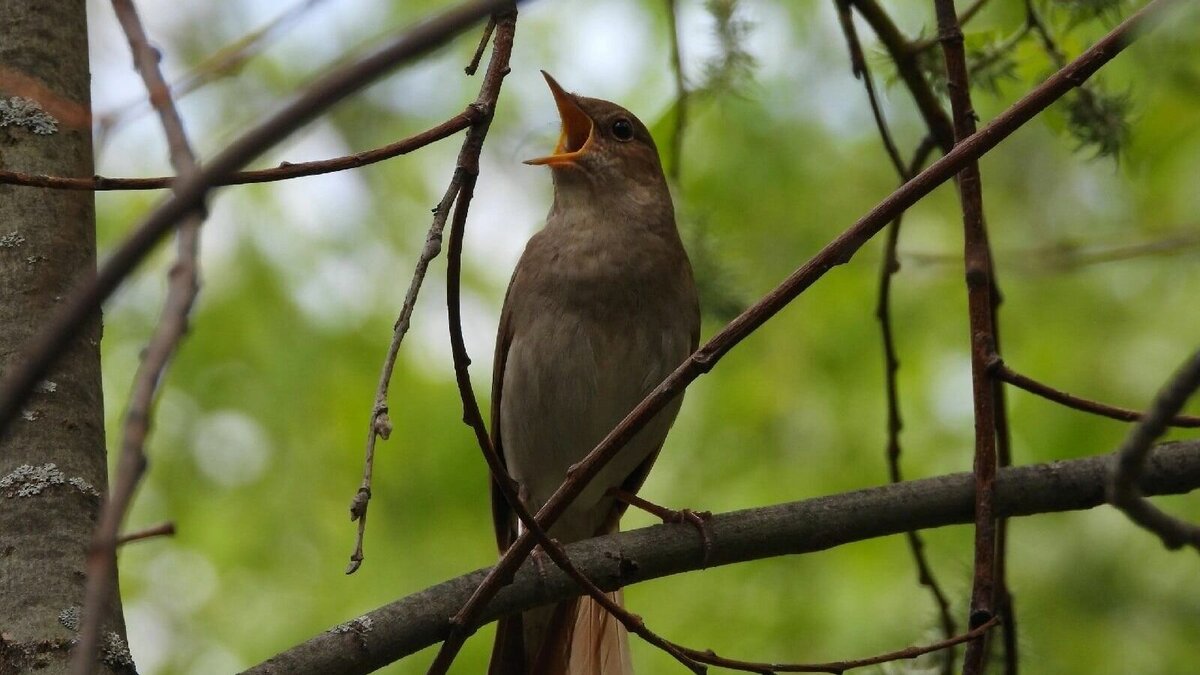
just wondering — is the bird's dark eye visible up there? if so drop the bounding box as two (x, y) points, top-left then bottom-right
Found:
(611, 118), (634, 142)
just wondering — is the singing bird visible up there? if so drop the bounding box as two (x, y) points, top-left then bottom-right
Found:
(488, 72), (700, 675)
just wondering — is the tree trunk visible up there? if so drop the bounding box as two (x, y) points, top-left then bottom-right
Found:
(0, 1), (132, 672)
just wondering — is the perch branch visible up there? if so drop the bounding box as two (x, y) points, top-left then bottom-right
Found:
(246, 440), (1200, 675)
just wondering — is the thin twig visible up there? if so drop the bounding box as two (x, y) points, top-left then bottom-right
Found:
(911, 0), (995, 52)
(989, 294), (1017, 674)
(904, 231), (1200, 272)
(1024, 0), (1067, 67)
(1108, 349), (1200, 551)
(75, 1), (205, 672)
(250, 440), (1200, 674)
(0, 107), (482, 191)
(849, 0), (955, 153)
(96, 0), (333, 136)
(835, 0), (906, 176)
(837, 0), (960, 658)
(873, 139), (959, 674)
(676, 616), (1001, 674)
(346, 7), (515, 576)
(839, 0), (959, 658)
(992, 358), (1200, 428)
(464, 16), (496, 75)
(0, 0), (512, 439)
(426, 3), (1171, 669)
(345, 177), (463, 574)
(115, 521), (176, 546)
(932, 1), (1003, 672)
(665, 0), (688, 182)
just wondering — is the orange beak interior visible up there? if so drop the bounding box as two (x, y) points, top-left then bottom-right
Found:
(524, 71), (593, 166)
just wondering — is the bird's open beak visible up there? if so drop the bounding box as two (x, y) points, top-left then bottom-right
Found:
(524, 71), (594, 167)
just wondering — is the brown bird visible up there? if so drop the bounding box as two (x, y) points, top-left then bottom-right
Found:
(488, 72), (700, 675)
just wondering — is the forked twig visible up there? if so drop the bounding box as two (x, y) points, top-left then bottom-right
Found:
(346, 177), (463, 574)
(992, 357), (1200, 428)
(345, 5), (509, 576)
(1108, 349), (1200, 551)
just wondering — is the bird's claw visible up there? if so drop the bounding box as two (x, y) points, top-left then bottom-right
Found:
(663, 507), (714, 567)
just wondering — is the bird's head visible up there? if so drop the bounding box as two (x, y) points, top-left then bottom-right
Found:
(525, 71), (667, 201)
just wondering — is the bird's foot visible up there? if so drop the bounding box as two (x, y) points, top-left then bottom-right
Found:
(606, 488), (714, 567)
(529, 544), (553, 585)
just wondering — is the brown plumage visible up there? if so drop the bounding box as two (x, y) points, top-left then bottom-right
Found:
(488, 73), (700, 675)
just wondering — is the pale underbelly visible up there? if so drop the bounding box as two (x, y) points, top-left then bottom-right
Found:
(500, 315), (688, 542)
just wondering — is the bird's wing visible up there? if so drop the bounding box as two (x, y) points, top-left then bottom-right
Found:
(490, 279), (519, 553)
(598, 316), (700, 535)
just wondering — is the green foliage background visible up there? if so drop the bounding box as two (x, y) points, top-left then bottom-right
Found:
(86, 1), (1199, 672)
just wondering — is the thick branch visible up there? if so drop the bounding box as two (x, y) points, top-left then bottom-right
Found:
(245, 441), (1200, 675)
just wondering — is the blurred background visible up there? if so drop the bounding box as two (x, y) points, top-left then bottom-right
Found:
(85, 0), (1200, 672)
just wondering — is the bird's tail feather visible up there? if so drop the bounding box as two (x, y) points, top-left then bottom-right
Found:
(523, 590), (632, 675)
(566, 589), (632, 674)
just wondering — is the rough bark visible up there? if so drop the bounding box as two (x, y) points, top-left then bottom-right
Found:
(0, 1), (132, 672)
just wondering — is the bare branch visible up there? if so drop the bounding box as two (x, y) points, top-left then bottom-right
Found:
(848, 0), (955, 153)
(665, 0), (688, 182)
(836, 1), (959, 658)
(911, 0), (994, 52)
(75, 0), (205, 671)
(346, 7), (516, 576)
(871, 136), (958, 671)
(675, 617), (999, 674)
(1109, 349), (1200, 551)
(115, 521), (176, 546)
(464, 16), (496, 75)
(931, 0), (1003, 671)
(993, 358), (1200, 428)
(246, 440), (1200, 675)
(426, 2), (1174, 667)
(96, 0), (333, 136)
(346, 176), (462, 575)
(835, 0), (906, 175)
(0, 108), (481, 191)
